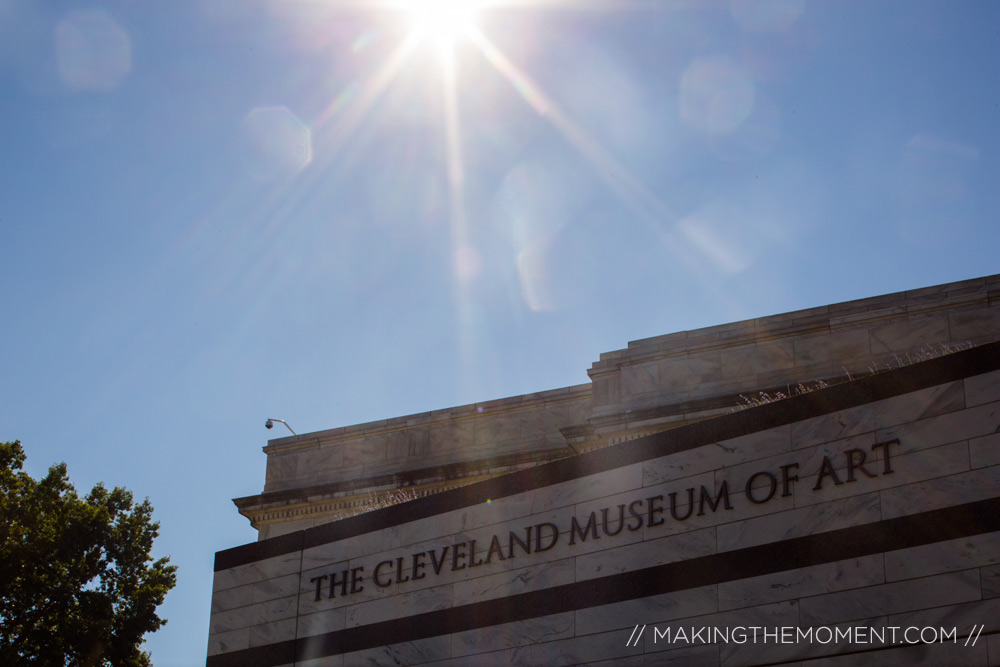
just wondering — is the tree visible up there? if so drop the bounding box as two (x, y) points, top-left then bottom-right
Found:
(0, 441), (177, 667)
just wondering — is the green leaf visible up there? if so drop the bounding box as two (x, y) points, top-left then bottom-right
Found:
(0, 441), (177, 667)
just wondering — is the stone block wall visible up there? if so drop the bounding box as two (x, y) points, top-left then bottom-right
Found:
(239, 385), (591, 538)
(208, 341), (1000, 666)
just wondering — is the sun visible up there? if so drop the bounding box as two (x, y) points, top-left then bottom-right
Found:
(402, 0), (480, 50)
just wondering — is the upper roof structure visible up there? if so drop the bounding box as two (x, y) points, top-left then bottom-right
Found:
(235, 274), (1000, 540)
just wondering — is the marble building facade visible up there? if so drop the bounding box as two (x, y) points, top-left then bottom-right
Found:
(208, 274), (1000, 666)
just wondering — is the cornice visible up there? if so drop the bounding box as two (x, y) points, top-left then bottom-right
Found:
(262, 384), (592, 455)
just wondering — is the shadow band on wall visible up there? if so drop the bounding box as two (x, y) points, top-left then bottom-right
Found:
(215, 341), (1000, 571)
(208, 496), (1000, 666)
(208, 341), (1000, 667)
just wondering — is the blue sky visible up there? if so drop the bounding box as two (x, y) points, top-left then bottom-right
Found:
(1, 1), (997, 664)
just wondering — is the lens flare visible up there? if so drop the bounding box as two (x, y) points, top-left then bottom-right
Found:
(403, 0), (478, 51)
(56, 10), (131, 91)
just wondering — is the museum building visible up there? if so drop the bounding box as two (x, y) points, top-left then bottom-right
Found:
(207, 274), (1000, 666)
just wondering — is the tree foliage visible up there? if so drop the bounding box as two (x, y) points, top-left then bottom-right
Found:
(0, 441), (177, 667)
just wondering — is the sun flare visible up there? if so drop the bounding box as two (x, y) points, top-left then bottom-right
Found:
(403, 0), (479, 50)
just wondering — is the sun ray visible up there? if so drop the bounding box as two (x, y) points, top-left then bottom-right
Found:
(270, 0), (681, 347)
(466, 27), (677, 235)
(313, 29), (423, 155)
(233, 28), (424, 253)
(437, 33), (482, 393)
(204, 25), (431, 309)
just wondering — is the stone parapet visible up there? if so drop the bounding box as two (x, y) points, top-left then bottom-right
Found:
(587, 274), (1000, 435)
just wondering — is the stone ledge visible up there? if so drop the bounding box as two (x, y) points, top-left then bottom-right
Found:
(589, 275), (997, 373)
(235, 448), (574, 513)
(262, 384), (592, 455)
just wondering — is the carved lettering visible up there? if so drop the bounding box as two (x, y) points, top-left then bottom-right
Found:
(302, 440), (902, 601)
(648, 495), (666, 526)
(668, 488), (694, 521)
(845, 448), (877, 482)
(411, 552), (427, 580)
(626, 499), (644, 531)
(429, 546), (450, 575)
(509, 527), (531, 557)
(328, 570), (349, 598)
(535, 523), (559, 552)
(872, 439), (899, 474)
(373, 560), (392, 587)
(349, 567), (364, 594)
(486, 535), (506, 563)
(310, 574), (327, 601)
(746, 471), (778, 504)
(813, 456), (843, 490)
(395, 557), (409, 583)
(451, 542), (467, 571)
(569, 512), (600, 545)
(698, 482), (733, 515)
(780, 463), (799, 497)
(468, 539), (485, 567)
(602, 505), (626, 536)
